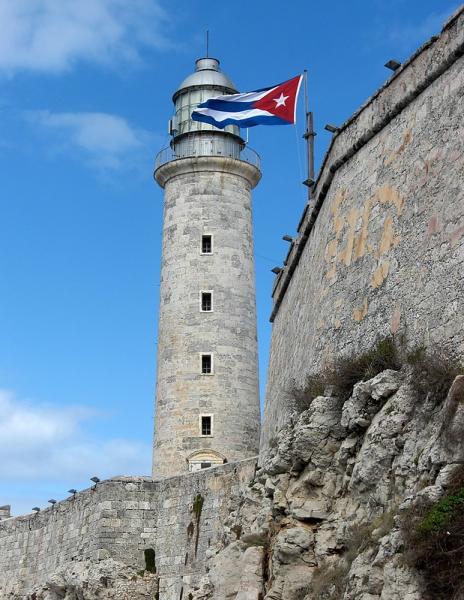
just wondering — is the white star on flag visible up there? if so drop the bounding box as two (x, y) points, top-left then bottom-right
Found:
(273, 93), (289, 107)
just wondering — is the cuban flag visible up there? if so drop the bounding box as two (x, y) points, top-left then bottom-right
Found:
(191, 74), (303, 129)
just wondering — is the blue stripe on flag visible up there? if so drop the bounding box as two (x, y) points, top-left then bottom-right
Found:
(196, 99), (255, 113)
(191, 112), (289, 129)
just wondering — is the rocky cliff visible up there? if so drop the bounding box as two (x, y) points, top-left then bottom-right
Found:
(24, 560), (158, 600)
(190, 361), (464, 599)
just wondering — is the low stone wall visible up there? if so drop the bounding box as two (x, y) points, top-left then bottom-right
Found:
(0, 458), (256, 599)
(262, 6), (464, 447)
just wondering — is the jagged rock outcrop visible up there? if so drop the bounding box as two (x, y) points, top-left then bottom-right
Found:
(17, 559), (158, 600)
(190, 370), (464, 600)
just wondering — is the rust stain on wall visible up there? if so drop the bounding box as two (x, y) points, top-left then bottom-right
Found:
(340, 207), (358, 266)
(324, 185), (404, 290)
(385, 129), (413, 166)
(325, 189), (348, 280)
(378, 216), (396, 256)
(353, 297), (369, 322)
(331, 188), (348, 218)
(391, 307), (401, 334)
(448, 223), (464, 247)
(333, 214), (344, 237)
(427, 215), (441, 236)
(414, 149), (444, 190)
(376, 185), (405, 216)
(353, 198), (372, 260)
(325, 264), (337, 281)
(371, 260), (390, 288)
(325, 239), (338, 262)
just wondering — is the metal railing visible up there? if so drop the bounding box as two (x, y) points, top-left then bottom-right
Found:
(154, 141), (261, 171)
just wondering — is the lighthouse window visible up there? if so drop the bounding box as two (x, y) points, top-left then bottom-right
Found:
(201, 235), (212, 254)
(200, 415), (212, 436)
(200, 291), (213, 312)
(201, 353), (213, 374)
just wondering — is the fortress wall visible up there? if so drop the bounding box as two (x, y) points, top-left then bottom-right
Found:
(0, 458), (256, 599)
(261, 7), (464, 447)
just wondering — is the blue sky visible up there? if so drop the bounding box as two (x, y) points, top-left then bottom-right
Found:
(0, 0), (459, 515)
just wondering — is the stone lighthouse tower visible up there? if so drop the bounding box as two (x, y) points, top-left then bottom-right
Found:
(152, 57), (261, 477)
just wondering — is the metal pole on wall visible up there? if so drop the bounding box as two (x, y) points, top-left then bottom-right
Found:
(303, 69), (316, 200)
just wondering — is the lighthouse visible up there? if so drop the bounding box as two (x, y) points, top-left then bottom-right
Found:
(152, 58), (261, 477)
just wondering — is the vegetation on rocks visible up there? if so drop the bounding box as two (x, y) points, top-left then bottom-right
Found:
(292, 336), (462, 414)
(407, 346), (463, 405)
(292, 336), (401, 412)
(403, 465), (464, 600)
(309, 562), (351, 600)
(419, 489), (464, 534)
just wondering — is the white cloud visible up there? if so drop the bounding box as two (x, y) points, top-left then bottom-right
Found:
(27, 110), (155, 170)
(0, 0), (170, 75)
(0, 390), (151, 483)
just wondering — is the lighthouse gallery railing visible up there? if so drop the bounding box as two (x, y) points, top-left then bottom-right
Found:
(154, 141), (261, 171)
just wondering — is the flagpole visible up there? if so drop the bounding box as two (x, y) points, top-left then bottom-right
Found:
(302, 69), (316, 199)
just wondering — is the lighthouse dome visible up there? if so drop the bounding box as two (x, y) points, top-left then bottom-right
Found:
(174, 58), (237, 97)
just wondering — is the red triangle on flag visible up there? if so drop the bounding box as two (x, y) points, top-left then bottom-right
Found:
(253, 75), (302, 124)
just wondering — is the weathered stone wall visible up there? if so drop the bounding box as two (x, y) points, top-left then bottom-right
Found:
(0, 459), (256, 600)
(154, 157), (261, 477)
(262, 7), (464, 447)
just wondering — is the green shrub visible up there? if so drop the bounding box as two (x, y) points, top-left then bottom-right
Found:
(402, 465), (464, 599)
(309, 562), (350, 600)
(290, 337), (462, 413)
(332, 336), (401, 400)
(419, 490), (464, 534)
(407, 349), (462, 405)
(291, 336), (401, 410)
(290, 375), (325, 413)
